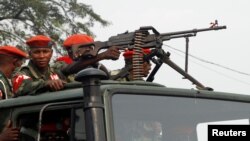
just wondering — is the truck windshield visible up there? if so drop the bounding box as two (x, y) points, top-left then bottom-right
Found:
(111, 94), (250, 141)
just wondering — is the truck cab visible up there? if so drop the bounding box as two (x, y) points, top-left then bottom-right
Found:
(1, 68), (250, 141)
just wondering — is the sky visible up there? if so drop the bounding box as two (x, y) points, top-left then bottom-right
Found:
(83, 0), (250, 95)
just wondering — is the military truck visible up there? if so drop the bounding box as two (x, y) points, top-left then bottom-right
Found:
(2, 24), (249, 141)
(1, 68), (250, 141)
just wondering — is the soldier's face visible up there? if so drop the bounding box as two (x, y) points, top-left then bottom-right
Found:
(67, 45), (94, 61)
(29, 48), (53, 69)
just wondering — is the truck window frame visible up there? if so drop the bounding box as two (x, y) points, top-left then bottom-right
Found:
(11, 100), (86, 141)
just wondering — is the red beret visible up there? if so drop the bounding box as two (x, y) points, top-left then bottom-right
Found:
(26, 35), (53, 48)
(56, 56), (73, 64)
(63, 34), (94, 48)
(0, 46), (28, 58)
(123, 48), (151, 59)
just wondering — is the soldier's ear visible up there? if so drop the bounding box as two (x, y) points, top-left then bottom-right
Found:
(12, 58), (18, 65)
(13, 58), (24, 67)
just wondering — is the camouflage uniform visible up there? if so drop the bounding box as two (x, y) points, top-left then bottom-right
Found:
(52, 59), (110, 82)
(51, 56), (75, 82)
(0, 71), (12, 99)
(12, 61), (66, 96)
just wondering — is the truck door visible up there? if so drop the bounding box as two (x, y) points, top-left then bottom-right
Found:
(12, 101), (86, 141)
(110, 93), (250, 141)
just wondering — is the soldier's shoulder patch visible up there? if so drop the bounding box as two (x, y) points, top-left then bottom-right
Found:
(13, 74), (31, 82)
(12, 74), (32, 94)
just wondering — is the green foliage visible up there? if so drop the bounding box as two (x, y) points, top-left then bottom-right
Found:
(0, 0), (110, 54)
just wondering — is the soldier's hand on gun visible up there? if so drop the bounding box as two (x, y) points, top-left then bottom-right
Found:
(100, 46), (120, 60)
(46, 79), (66, 91)
(0, 120), (19, 141)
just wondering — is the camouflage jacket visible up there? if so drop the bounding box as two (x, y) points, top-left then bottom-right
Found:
(12, 61), (67, 96)
(0, 71), (12, 99)
(52, 61), (75, 82)
(52, 60), (110, 82)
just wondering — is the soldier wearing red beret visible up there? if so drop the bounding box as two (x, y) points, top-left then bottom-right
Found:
(54, 34), (120, 78)
(110, 48), (152, 81)
(0, 46), (27, 141)
(0, 46), (28, 99)
(12, 35), (67, 96)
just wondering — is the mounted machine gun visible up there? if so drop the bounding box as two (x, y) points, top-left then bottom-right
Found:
(73, 23), (226, 90)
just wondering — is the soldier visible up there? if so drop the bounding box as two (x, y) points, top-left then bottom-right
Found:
(0, 46), (28, 99)
(110, 48), (152, 81)
(12, 35), (67, 96)
(55, 34), (120, 78)
(0, 46), (27, 141)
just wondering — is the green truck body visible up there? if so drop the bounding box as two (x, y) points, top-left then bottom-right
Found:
(1, 71), (250, 141)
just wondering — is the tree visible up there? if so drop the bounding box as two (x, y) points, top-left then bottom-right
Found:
(0, 0), (110, 54)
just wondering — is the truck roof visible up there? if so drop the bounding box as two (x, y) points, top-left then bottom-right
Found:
(1, 80), (250, 109)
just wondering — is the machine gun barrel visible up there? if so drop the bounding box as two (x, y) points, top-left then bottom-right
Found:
(160, 25), (227, 37)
